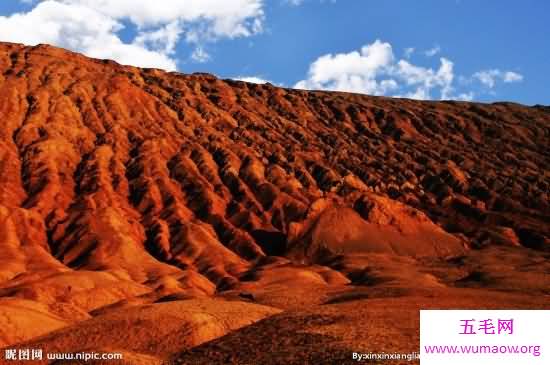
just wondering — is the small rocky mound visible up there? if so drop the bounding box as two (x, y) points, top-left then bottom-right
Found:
(286, 194), (467, 261)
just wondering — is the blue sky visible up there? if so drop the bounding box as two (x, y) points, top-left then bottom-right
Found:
(0, 0), (548, 104)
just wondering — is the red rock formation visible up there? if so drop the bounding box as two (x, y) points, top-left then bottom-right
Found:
(0, 42), (548, 363)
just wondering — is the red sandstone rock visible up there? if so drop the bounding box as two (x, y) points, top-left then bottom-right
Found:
(0, 42), (548, 363)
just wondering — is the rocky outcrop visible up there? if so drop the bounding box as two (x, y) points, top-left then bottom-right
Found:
(0, 42), (548, 354)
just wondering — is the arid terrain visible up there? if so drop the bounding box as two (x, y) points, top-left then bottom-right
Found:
(0, 42), (548, 364)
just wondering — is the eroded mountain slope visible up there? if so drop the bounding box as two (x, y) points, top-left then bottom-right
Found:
(0, 42), (548, 363)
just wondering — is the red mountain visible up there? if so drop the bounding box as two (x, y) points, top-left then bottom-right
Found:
(0, 42), (548, 364)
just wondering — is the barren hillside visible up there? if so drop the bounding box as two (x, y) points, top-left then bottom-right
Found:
(0, 42), (548, 364)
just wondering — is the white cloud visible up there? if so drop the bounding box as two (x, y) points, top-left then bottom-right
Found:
(295, 40), (461, 100)
(294, 40), (397, 95)
(294, 40), (523, 101)
(396, 57), (454, 99)
(473, 70), (500, 88)
(0, 0), (264, 70)
(233, 76), (273, 84)
(503, 71), (523, 83)
(403, 47), (415, 59)
(58, 0), (264, 32)
(134, 21), (182, 55)
(473, 69), (524, 88)
(455, 92), (474, 101)
(424, 45), (441, 57)
(190, 46), (211, 63)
